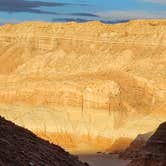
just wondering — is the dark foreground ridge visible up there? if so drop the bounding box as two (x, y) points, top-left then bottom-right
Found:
(0, 116), (88, 166)
(128, 122), (166, 166)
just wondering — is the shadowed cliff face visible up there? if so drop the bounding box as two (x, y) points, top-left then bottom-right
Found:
(0, 20), (165, 153)
(120, 131), (154, 159)
(128, 122), (166, 166)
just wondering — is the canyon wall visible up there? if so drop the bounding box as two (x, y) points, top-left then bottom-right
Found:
(0, 20), (165, 153)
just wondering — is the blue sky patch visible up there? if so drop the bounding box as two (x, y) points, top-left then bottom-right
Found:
(0, 0), (165, 24)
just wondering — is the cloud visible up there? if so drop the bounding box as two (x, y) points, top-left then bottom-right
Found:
(0, 0), (71, 15)
(97, 10), (166, 21)
(143, 0), (166, 4)
(70, 13), (99, 17)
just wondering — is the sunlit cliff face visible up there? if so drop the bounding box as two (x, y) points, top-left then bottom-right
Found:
(0, 20), (165, 154)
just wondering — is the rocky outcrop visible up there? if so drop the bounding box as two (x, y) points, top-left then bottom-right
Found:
(128, 122), (166, 166)
(0, 116), (88, 166)
(0, 20), (165, 153)
(120, 132), (153, 159)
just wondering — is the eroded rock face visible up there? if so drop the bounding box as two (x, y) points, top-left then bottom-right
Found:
(0, 116), (87, 166)
(128, 122), (166, 166)
(145, 122), (166, 157)
(120, 132), (153, 159)
(0, 20), (165, 153)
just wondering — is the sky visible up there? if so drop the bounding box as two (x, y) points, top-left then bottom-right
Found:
(0, 0), (166, 24)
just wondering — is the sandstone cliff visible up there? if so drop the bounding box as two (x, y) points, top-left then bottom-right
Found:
(0, 20), (165, 153)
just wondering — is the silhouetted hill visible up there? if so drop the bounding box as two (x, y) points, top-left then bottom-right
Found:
(0, 116), (88, 166)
